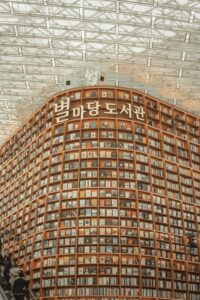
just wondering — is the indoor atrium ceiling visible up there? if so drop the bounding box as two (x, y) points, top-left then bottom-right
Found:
(0, 0), (200, 145)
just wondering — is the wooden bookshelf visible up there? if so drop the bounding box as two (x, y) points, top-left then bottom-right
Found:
(0, 86), (200, 300)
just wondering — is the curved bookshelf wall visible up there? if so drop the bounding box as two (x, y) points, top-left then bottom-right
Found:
(0, 86), (200, 300)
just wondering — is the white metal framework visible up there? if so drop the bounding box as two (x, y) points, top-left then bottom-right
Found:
(0, 0), (200, 144)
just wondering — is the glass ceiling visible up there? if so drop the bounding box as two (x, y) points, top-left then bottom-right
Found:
(0, 0), (200, 145)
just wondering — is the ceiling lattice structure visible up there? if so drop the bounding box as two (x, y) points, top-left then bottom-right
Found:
(0, 0), (200, 145)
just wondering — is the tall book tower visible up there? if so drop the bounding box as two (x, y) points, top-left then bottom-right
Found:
(0, 86), (200, 300)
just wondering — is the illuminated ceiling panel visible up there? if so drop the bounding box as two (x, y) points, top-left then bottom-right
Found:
(0, 0), (200, 144)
